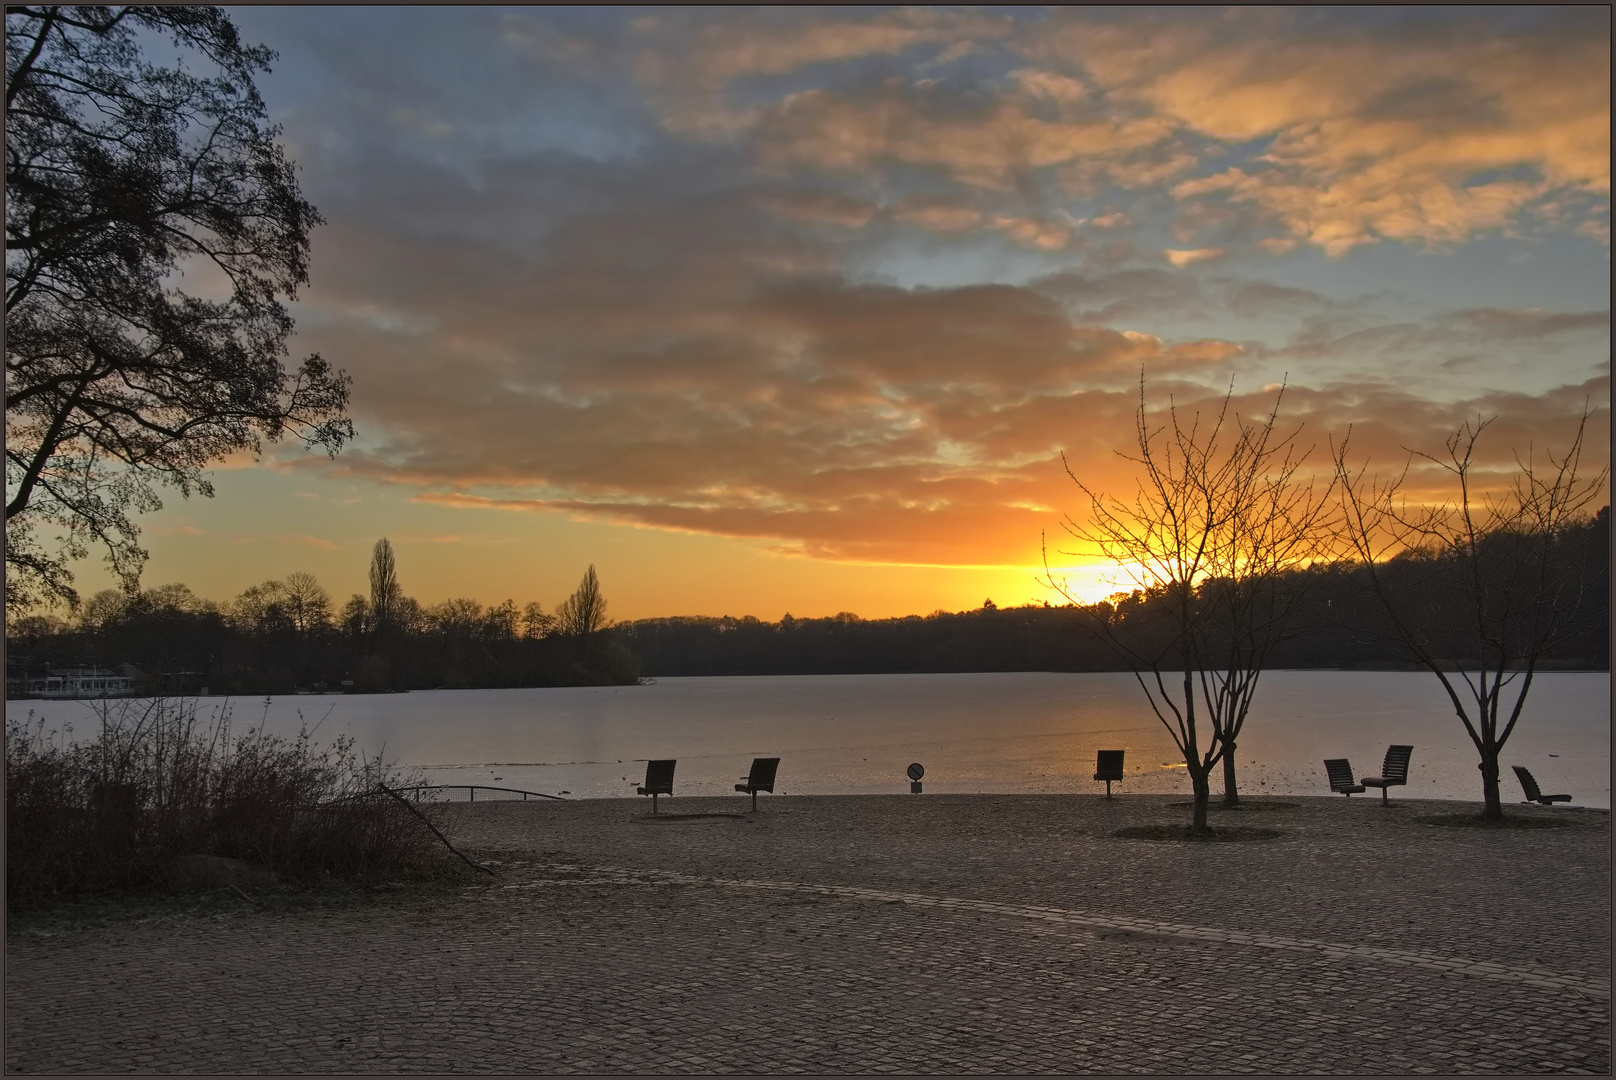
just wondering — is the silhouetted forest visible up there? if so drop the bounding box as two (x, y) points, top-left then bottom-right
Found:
(5, 557), (639, 696)
(6, 510), (1606, 694)
(618, 508), (1609, 677)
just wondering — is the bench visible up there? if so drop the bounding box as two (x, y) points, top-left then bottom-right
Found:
(1513, 766), (1571, 805)
(636, 759), (675, 812)
(1094, 750), (1125, 798)
(1323, 758), (1366, 796)
(1361, 745), (1413, 805)
(735, 757), (780, 811)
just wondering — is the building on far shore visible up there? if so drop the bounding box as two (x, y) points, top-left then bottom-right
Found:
(6, 665), (141, 699)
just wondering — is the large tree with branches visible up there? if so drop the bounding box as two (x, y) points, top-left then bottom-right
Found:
(1046, 379), (1334, 829)
(5, 5), (350, 613)
(1333, 409), (1607, 819)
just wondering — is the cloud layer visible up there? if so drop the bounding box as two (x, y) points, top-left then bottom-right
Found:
(245, 7), (1608, 570)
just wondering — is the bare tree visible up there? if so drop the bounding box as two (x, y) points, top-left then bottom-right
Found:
(280, 571), (332, 635)
(555, 565), (610, 637)
(521, 601), (557, 639)
(1333, 409), (1607, 819)
(1045, 378), (1334, 829)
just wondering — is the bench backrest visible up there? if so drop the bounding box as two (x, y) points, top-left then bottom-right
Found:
(1380, 744), (1414, 783)
(1512, 765), (1542, 802)
(642, 759), (676, 794)
(745, 757), (780, 792)
(1095, 749), (1125, 781)
(1323, 758), (1358, 791)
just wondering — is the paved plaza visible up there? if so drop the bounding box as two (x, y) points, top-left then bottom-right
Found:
(5, 794), (1610, 1074)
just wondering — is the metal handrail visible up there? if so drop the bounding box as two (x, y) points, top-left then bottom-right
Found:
(393, 783), (566, 802)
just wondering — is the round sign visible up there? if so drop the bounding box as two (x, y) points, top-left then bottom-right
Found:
(906, 762), (925, 781)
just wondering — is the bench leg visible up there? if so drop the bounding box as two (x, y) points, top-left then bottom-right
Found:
(651, 792), (659, 813)
(1105, 779), (1112, 799)
(1380, 785), (1388, 806)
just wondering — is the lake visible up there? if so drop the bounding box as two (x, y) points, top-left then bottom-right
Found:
(8, 671), (1609, 807)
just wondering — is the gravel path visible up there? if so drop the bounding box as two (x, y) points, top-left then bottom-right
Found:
(6, 794), (1610, 1074)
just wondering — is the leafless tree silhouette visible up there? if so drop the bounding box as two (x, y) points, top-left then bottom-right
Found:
(1333, 407), (1607, 818)
(1046, 377), (1334, 829)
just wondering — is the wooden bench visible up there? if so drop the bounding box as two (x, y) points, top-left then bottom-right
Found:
(636, 759), (675, 812)
(1361, 745), (1413, 805)
(735, 757), (780, 811)
(1513, 766), (1572, 805)
(1094, 750), (1125, 798)
(1323, 758), (1366, 796)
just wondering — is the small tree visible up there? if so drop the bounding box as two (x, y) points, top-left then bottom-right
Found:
(555, 565), (610, 637)
(1045, 378), (1334, 828)
(1333, 409), (1608, 819)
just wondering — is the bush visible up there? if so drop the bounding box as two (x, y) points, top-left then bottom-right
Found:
(6, 699), (449, 907)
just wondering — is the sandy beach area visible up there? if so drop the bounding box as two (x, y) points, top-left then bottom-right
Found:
(6, 793), (1610, 1074)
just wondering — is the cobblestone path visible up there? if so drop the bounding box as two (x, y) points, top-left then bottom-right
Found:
(6, 795), (1610, 1074)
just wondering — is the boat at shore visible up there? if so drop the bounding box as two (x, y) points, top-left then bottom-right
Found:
(7, 665), (140, 699)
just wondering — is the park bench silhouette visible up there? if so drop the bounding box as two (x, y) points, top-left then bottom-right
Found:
(636, 759), (676, 812)
(735, 757), (780, 811)
(1094, 750), (1125, 798)
(1323, 758), (1366, 795)
(1361, 744), (1414, 804)
(1513, 765), (1572, 805)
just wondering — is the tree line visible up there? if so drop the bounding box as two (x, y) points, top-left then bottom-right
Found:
(8, 510), (1604, 697)
(612, 522), (1607, 678)
(5, 541), (637, 694)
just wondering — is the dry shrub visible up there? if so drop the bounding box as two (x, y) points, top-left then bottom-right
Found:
(6, 698), (449, 907)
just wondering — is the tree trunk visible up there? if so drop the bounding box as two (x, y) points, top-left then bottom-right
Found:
(1221, 740), (1240, 807)
(1479, 750), (1503, 820)
(1188, 762), (1211, 831)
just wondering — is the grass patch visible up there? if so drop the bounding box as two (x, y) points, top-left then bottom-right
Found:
(6, 698), (458, 909)
(1416, 813), (1581, 830)
(1115, 824), (1283, 842)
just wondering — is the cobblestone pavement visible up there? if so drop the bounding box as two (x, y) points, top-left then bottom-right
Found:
(6, 795), (1610, 1074)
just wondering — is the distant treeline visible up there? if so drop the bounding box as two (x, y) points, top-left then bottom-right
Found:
(7, 511), (1606, 693)
(617, 510), (1610, 677)
(5, 561), (638, 696)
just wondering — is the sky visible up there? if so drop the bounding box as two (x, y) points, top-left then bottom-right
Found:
(94, 5), (1610, 621)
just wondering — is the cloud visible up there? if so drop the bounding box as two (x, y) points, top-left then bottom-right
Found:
(292, 194), (1606, 569)
(1449, 308), (1609, 339)
(634, 8), (1013, 138)
(752, 82), (1179, 190)
(275, 535), (340, 550)
(891, 193), (983, 233)
(1164, 247), (1224, 268)
(757, 189), (879, 228)
(1045, 8), (1611, 253)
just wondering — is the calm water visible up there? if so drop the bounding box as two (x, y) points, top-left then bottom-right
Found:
(9, 671), (1610, 807)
